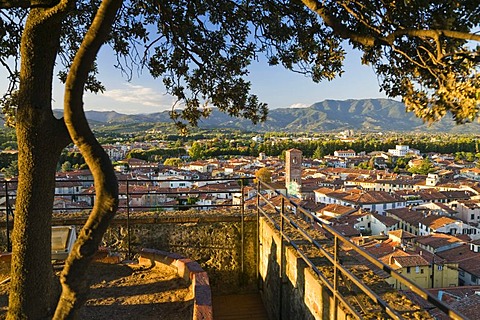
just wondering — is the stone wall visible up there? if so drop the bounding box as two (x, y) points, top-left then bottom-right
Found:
(48, 212), (258, 295)
(258, 216), (351, 320)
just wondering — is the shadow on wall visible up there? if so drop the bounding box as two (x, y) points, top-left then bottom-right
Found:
(259, 219), (330, 320)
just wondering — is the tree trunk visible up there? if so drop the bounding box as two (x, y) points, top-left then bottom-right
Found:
(7, 4), (71, 319)
(54, 1), (123, 318)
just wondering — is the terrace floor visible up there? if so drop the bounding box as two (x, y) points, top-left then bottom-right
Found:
(212, 293), (268, 320)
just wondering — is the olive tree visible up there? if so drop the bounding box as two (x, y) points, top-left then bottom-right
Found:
(0, 0), (478, 319)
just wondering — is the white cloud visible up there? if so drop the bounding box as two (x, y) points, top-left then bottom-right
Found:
(286, 103), (310, 109)
(103, 84), (173, 108)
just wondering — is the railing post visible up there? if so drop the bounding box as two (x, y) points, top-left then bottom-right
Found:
(240, 178), (245, 274)
(126, 179), (131, 259)
(4, 180), (10, 252)
(256, 180), (261, 290)
(333, 235), (339, 320)
(279, 197), (285, 320)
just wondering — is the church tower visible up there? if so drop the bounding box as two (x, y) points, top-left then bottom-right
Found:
(285, 148), (302, 196)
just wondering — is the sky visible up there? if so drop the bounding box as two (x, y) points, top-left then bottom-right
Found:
(1, 46), (389, 115)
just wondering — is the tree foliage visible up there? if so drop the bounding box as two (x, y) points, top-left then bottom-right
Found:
(301, 0), (479, 124)
(188, 141), (204, 160)
(2, 1), (479, 125)
(255, 167), (272, 183)
(408, 157), (436, 175)
(127, 147), (186, 162)
(163, 157), (182, 167)
(3, 159), (17, 178)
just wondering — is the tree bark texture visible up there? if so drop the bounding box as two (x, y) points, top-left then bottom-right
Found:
(54, 0), (122, 318)
(7, 3), (71, 319)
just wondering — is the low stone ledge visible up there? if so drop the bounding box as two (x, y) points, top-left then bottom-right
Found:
(139, 248), (213, 320)
(51, 213), (257, 226)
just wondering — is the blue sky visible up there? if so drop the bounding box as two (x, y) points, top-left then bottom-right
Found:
(1, 46), (389, 115)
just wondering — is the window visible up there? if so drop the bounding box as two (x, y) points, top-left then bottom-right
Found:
(471, 275), (477, 283)
(437, 265), (443, 271)
(407, 267), (411, 274)
(416, 266), (420, 273)
(471, 214), (475, 220)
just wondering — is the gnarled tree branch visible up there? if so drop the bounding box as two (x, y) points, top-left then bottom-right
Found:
(301, 0), (480, 46)
(54, 0), (123, 318)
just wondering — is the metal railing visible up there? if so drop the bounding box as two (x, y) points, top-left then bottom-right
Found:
(0, 177), (252, 258)
(0, 177), (467, 319)
(255, 180), (466, 320)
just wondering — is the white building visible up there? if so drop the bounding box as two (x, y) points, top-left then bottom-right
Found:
(388, 145), (420, 157)
(419, 215), (480, 240)
(451, 199), (480, 224)
(334, 149), (356, 158)
(314, 188), (406, 215)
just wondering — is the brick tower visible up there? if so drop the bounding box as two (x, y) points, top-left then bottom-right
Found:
(285, 148), (302, 196)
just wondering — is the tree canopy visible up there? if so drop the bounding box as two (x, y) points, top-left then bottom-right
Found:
(301, 0), (479, 123)
(255, 167), (272, 183)
(408, 157), (436, 175)
(2, 1), (477, 126)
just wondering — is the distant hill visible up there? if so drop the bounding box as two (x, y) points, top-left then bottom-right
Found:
(68, 98), (480, 133)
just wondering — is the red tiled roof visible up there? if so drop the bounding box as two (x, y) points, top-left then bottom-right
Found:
(436, 244), (480, 276)
(420, 215), (457, 230)
(386, 207), (425, 225)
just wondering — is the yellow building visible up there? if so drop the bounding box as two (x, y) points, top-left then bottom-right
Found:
(381, 249), (458, 290)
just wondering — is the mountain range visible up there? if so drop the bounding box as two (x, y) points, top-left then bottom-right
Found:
(73, 98), (479, 133)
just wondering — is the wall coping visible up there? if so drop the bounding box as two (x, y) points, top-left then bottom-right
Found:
(51, 214), (256, 226)
(139, 248), (213, 320)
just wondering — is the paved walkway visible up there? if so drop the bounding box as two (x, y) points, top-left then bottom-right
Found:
(212, 293), (269, 320)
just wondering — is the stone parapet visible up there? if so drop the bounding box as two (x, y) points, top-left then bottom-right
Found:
(139, 248), (213, 320)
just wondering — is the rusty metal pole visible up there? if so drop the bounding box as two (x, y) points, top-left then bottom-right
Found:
(279, 197), (285, 320)
(240, 178), (245, 274)
(126, 179), (131, 259)
(4, 180), (10, 252)
(256, 180), (261, 289)
(333, 235), (339, 320)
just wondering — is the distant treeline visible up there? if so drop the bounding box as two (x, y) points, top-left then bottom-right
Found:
(127, 147), (187, 162)
(257, 137), (479, 158)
